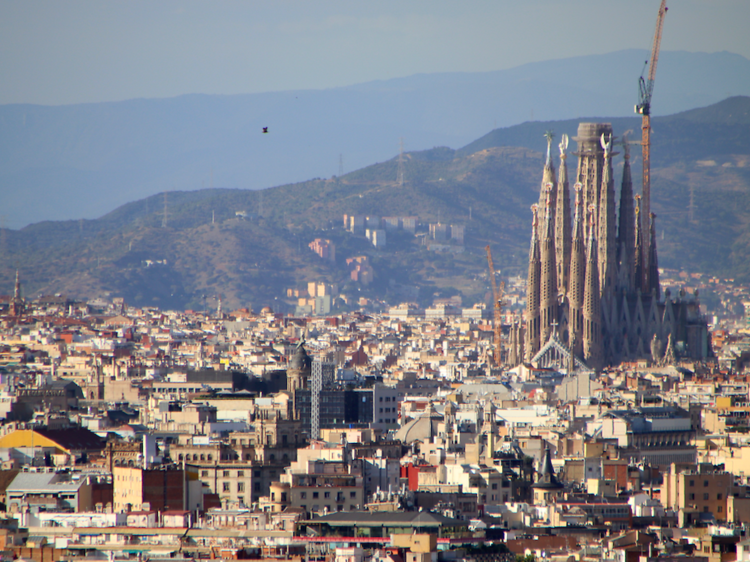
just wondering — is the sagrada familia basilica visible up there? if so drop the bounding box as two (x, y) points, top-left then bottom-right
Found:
(507, 123), (710, 372)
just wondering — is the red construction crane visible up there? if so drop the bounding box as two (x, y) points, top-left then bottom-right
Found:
(636, 0), (668, 275)
(485, 245), (505, 367)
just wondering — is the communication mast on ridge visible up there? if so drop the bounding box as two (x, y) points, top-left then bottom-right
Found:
(397, 137), (405, 187)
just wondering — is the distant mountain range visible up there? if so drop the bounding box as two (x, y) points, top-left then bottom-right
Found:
(2, 49), (750, 228)
(2, 96), (749, 312)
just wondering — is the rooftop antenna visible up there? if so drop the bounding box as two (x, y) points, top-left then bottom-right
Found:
(397, 137), (405, 187)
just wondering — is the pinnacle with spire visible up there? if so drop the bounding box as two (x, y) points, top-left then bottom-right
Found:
(617, 133), (636, 292)
(533, 446), (563, 490)
(568, 183), (586, 358)
(555, 134), (572, 298)
(598, 133), (617, 305)
(540, 185), (558, 345)
(583, 209), (603, 370)
(525, 205), (542, 362)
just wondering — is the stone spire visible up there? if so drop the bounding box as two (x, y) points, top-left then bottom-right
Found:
(634, 195), (645, 294)
(525, 205), (542, 362)
(538, 131), (557, 231)
(13, 270), (20, 301)
(663, 332), (677, 366)
(10, 270), (24, 317)
(648, 213), (661, 299)
(617, 135), (636, 292)
(598, 133), (617, 305)
(532, 446), (564, 506)
(533, 446), (563, 490)
(568, 183), (586, 358)
(508, 313), (519, 367)
(555, 134), (572, 297)
(540, 185), (559, 345)
(583, 208), (603, 370)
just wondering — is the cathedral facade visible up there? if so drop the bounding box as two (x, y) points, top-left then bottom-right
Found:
(508, 123), (710, 371)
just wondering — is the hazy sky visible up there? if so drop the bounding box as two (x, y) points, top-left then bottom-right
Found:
(1, 0), (749, 106)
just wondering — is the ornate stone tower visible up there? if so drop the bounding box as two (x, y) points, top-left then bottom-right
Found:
(555, 135), (572, 298)
(617, 138), (636, 292)
(540, 187), (558, 346)
(532, 446), (564, 506)
(597, 134), (617, 306)
(568, 183), (586, 359)
(286, 342), (312, 393)
(538, 131), (557, 219)
(10, 270), (24, 317)
(573, 123), (611, 234)
(583, 210), (603, 370)
(525, 205), (541, 362)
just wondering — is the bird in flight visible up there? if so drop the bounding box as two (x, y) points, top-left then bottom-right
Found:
(262, 127), (268, 133)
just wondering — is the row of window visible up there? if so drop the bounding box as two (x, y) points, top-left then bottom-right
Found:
(300, 505), (357, 512)
(687, 493), (722, 501)
(299, 491), (357, 499)
(688, 479), (715, 487)
(200, 469), (264, 478)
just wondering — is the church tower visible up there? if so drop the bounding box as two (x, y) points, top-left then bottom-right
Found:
(573, 123), (611, 234)
(525, 205), (542, 362)
(598, 134), (617, 305)
(538, 132), (557, 220)
(287, 342), (312, 393)
(617, 137), (636, 292)
(568, 183), (586, 359)
(555, 135), (572, 297)
(540, 186), (558, 345)
(583, 210), (603, 369)
(10, 270), (24, 317)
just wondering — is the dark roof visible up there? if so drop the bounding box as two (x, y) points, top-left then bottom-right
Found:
(533, 447), (564, 490)
(0, 470), (20, 492)
(290, 343), (312, 372)
(307, 510), (467, 528)
(36, 427), (105, 452)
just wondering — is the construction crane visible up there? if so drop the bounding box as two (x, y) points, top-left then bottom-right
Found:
(485, 245), (505, 367)
(635, 0), (668, 270)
